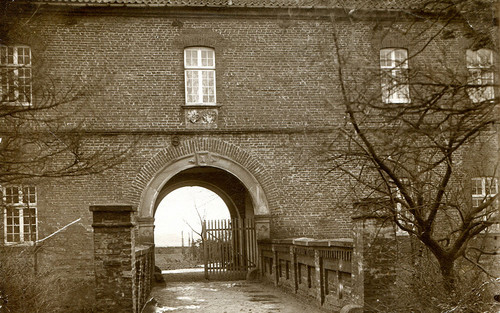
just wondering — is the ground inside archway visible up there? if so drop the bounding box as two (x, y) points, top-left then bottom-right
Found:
(144, 281), (325, 313)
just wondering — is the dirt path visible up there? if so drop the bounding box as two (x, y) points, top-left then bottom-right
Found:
(145, 280), (326, 313)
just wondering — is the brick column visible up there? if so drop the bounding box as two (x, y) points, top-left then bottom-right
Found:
(90, 204), (137, 313)
(353, 200), (397, 312)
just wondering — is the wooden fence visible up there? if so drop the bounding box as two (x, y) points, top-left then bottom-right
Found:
(203, 218), (257, 280)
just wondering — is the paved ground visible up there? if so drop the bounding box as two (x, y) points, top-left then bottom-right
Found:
(145, 280), (326, 313)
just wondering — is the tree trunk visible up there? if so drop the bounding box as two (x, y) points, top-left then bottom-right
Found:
(439, 258), (456, 292)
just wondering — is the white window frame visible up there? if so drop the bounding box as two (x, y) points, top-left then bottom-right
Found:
(184, 47), (216, 105)
(472, 177), (499, 232)
(380, 48), (410, 104)
(0, 45), (32, 105)
(471, 177), (498, 208)
(466, 49), (494, 103)
(1, 186), (37, 244)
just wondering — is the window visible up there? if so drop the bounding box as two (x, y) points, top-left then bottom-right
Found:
(0, 45), (32, 105)
(466, 49), (494, 102)
(1, 186), (37, 244)
(184, 47), (216, 105)
(380, 48), (410, 103)
(471, 177), (498, 209)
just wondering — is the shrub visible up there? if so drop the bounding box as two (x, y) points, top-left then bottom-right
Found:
(0, 246), (95, 313)
(378, 246), (500, 313)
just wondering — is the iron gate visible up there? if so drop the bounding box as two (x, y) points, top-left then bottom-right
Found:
(202, 218), (257, 280)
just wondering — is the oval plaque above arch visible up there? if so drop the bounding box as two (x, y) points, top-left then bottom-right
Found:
(129, 138), (275, 244)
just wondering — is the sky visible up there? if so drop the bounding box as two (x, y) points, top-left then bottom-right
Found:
(154, 186), (230, 247)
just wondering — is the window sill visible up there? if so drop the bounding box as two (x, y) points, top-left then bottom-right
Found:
(0, 101), (32, 108)
(181, 104), (221, 108)
(2, 241), (36, 247)
(383, 100), (411, 104)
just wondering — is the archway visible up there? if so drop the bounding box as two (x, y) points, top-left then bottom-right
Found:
(136, 150), (271, 251)
(143, 159), (266, 278)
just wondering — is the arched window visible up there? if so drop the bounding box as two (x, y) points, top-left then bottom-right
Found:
(184, 47), (216, 105)
(0, 45), (32, 105)
(380, 48), (410, 103)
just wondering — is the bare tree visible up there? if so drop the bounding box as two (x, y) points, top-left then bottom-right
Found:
(0, 1), (132, 184)
(183, 194), (207, 240)
(323, 0), (498, 291)
(0, 3), (135, 311)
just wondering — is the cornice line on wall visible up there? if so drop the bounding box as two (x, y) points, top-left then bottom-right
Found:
(0, 127), (341, 137)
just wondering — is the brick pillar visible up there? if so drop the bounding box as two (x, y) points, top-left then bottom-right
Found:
(353, 200), (398, 312)
(90, 204), (137, 313)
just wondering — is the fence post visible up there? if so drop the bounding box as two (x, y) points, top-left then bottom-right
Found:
(315, 249), (325, 305)
(203, 220), (208, 280)
(272, 244), (279, 286)
(290, 245), (298, 293)
(90, 204), (136, 313)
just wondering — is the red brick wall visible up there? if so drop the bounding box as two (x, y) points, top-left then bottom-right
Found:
(26, 10), (358, 247)
(2, 5), (496, 309)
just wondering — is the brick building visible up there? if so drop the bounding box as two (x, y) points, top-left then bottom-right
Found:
(0, 0), (498, 311)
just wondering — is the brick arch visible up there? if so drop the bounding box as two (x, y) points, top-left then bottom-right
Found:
(172, 28), (228, 50)
(371, 24), (410, 50)
(129, 138), (276, 219)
